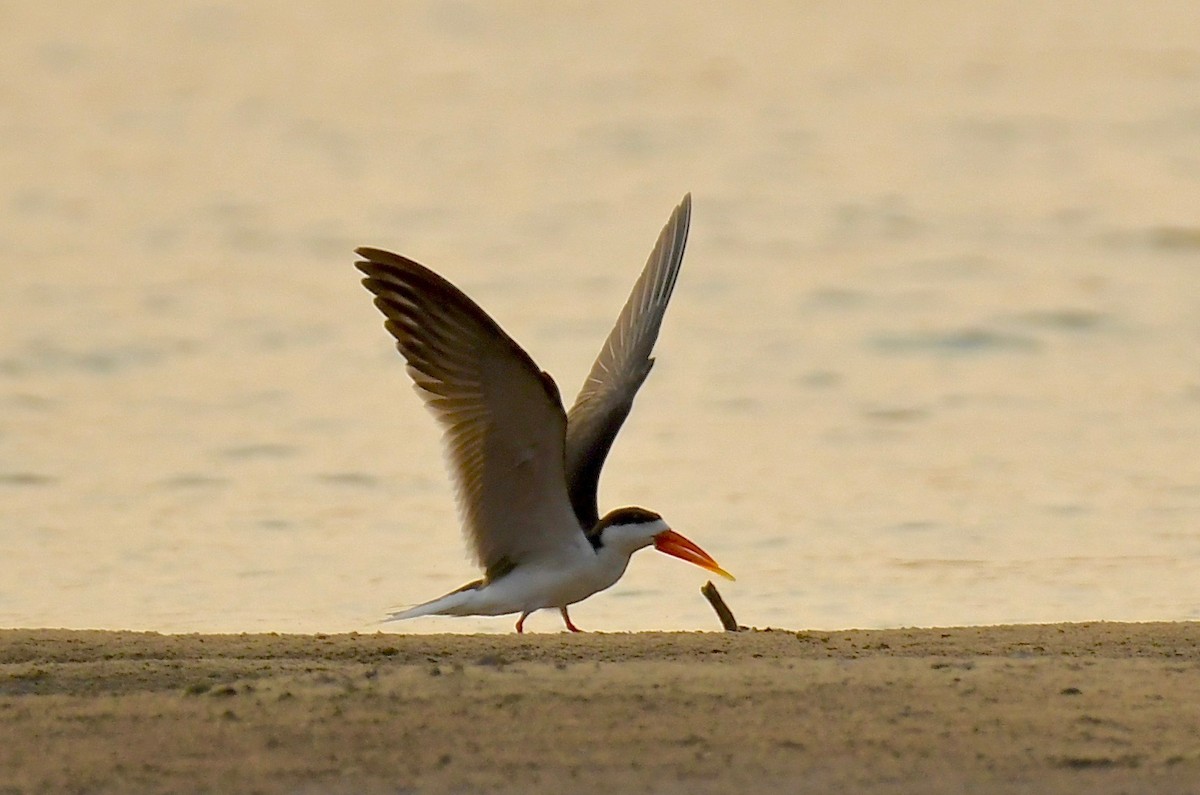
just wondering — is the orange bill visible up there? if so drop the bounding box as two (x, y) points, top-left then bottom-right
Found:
(653, 529), (735, 581)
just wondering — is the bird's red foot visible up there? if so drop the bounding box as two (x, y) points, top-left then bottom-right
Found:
(515, 612), (529, 633)
(560, 607), (584, 633)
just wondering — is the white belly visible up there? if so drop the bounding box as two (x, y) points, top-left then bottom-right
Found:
(462, 550), (630, 616)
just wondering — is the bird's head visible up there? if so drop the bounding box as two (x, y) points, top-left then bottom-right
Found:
(593, 506), (734, 580)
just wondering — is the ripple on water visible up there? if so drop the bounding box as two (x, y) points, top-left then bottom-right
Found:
(999, 309), (1113, 334)
(0, 339), (192, 376)
(154, 474), (228, 490)
(217, 443), (298, 460)
(1145, 226), (1200, 251)
(870, 327), (1040, 356)
(315, 472), (381, 488)
(0, 472), (57, 486)
(861, 406), (930, 422)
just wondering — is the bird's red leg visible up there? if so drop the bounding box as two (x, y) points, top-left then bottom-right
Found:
(560, 607), (583, 633)
(515, 612), (529, 634)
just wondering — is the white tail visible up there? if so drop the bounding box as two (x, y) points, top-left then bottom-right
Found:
(382, 582), (482, 623)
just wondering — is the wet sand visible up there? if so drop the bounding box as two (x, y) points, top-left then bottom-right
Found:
(2, 623), (1199, 794)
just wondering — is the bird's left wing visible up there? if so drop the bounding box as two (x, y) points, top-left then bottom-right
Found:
(564, 194), (691, 527)
(356, 248), (582, 574)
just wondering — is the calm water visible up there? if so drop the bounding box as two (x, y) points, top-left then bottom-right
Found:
(3, 3), (1200, 633)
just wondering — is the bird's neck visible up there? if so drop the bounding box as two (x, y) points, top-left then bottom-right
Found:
(589, 538), (635, 589)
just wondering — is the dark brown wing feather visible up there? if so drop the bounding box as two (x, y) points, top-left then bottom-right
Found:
(564, 195), (691, 527)
(356, 248), (582, 571)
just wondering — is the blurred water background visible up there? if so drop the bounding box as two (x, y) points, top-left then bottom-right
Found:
(2, 2), (1200, 633)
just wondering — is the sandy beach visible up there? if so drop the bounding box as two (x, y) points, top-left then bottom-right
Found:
(3, 623), (1199, 794)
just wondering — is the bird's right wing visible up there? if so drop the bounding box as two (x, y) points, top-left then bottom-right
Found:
(356, 249), (581, 575)
(564, 194), (691, 527)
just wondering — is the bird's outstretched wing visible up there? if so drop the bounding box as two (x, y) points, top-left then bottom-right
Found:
(564, 194), (691, 528)
(357, 249), (582, 576)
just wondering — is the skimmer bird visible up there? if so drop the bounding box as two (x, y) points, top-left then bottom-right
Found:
(356, 194), (732, 633)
